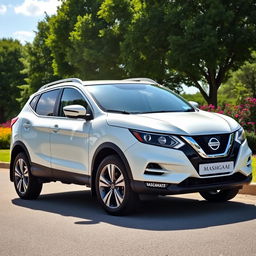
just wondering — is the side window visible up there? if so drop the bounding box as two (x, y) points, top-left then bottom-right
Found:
(59, 88), (88, 117)
(35, 89), (59, 116)
(29, 95), (40, 111)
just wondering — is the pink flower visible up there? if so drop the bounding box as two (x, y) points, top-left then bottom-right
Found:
(0, 120), (11, 128)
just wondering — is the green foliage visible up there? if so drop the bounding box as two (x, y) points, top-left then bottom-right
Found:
(18, 18), (60, 106)
(2, 0), (256, 112)
(182, 90), (238, 107)
(181, 92), (207, 106)
(222, 52), (256, 104)
(0, 39), (24, 122)
(120, 0), (183, 91)
(48, 0), (102, 78)
(246, 132), (256, 154)
(166, 0), (256, 106)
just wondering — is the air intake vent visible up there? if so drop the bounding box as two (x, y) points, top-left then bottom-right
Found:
(144, 163), (167, 176)
(247, 156), (252, 167)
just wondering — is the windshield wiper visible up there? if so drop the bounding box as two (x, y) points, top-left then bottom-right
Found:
(134, 109), (194, 114)
(106, 110), (131, 114)
(136, 110), (176, 114)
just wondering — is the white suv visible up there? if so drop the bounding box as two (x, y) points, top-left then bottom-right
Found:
(10, 78), (252, 215)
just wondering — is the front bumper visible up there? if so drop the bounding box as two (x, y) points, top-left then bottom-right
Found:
(125, 135), (252, 191)
(131, 173), (252, 195)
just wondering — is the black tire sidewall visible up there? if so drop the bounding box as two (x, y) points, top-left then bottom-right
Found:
(95, 155), (136, 215)
(200, 188), (239, 202)
(13, 152), (42, 199)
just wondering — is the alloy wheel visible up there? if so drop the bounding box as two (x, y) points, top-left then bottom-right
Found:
(14, 158), (29, 194)
(99, 164), (125, 209)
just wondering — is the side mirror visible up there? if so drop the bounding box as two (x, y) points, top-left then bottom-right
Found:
(63, 105), (87, 118)
(188, 101), (199, 108)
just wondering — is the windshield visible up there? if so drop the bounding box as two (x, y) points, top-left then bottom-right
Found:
(86, 83), (194, 114)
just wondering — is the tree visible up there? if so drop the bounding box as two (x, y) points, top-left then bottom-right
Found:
(219, 52), (256, 104)
(120, 0), (182, 90)
(19, 18), (60, 107)
(91, 0), (185, 91)
(35, 0), (256, 104)
(0, 39), (24, 122)
(46, 0), (133, 80)
(166, 0), (256, 106)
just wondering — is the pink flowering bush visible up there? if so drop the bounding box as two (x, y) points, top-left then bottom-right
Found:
(0, 120), (11, 128)
(200, 97), (256, 133)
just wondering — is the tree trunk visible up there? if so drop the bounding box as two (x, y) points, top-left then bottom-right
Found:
(198, 80), (218, 107)
(207, 86), (218, 107)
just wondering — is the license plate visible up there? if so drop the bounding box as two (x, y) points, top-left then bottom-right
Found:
(199, 161), (234, 176)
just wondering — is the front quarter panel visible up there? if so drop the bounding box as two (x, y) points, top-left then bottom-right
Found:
(88, 117), (137, 169)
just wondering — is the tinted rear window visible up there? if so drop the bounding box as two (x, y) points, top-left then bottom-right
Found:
(29, 95), (40, 111)
(35, 89), (59, 116)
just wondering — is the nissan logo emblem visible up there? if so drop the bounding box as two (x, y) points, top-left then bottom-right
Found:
(208, 137), (220, 150)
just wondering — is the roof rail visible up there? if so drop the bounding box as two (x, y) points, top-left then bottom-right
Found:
(124, 78), (158, 84)
(39, 78), (83, 91)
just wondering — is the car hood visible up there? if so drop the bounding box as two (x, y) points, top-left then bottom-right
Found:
(106, 110), (240, 135)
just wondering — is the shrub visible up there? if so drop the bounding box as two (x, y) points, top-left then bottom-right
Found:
(0, 120), (11, 128)
(200, 97), (256, 133)
(246, 132), (256, 154)
(0, 127), (11, 149)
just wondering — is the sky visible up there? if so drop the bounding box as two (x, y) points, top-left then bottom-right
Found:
(0, 0), (198, 94)
(0, 0), (60, 43)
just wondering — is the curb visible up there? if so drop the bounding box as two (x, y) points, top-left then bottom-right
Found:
(0, 162), (9, 169)
(0, 162), (255, 195)
(239, 183), (256, 196)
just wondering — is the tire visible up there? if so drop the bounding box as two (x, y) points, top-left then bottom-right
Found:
(199, 188), (240, 202)
(95, 155), (139, 215)
(13, 152), (42, 199)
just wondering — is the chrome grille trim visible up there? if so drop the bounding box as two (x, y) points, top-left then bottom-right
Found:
(181, 133), (235, 159)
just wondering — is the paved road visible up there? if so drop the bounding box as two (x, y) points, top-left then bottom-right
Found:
(0, 168), (255, 256)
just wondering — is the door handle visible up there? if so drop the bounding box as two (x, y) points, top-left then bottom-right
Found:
(52, 124), (59, 133)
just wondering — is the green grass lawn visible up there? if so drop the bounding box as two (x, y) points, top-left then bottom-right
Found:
(252, 156), (256, 182)
(0, 149), (256, 182)
(0, 149), (10, 162)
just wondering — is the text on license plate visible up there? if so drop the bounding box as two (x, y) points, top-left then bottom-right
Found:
(199, 161), (234, 176)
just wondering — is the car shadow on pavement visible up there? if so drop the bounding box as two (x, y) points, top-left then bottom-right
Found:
(12, 190), (256, 231)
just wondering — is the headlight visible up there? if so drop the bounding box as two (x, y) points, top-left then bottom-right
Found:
(130, 130), (185, 149)
(235, 127), (246, 144)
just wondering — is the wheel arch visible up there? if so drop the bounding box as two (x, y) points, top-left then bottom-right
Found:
(90, 142), (133, 196)
(10, 141), (31, 182)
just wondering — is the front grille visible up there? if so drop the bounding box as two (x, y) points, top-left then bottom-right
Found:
(179, 140), (240, 176)
(178, 173), (249, 188)
(192, 133), (230, 155)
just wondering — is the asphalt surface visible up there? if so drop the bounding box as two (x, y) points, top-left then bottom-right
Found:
(0, 168), (256, 256)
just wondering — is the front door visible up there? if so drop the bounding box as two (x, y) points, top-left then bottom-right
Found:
(50, 87), (91, 176)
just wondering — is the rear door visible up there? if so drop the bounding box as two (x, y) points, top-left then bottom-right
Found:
(50, 87), (92, 176)
(22, 89), (60, 169)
